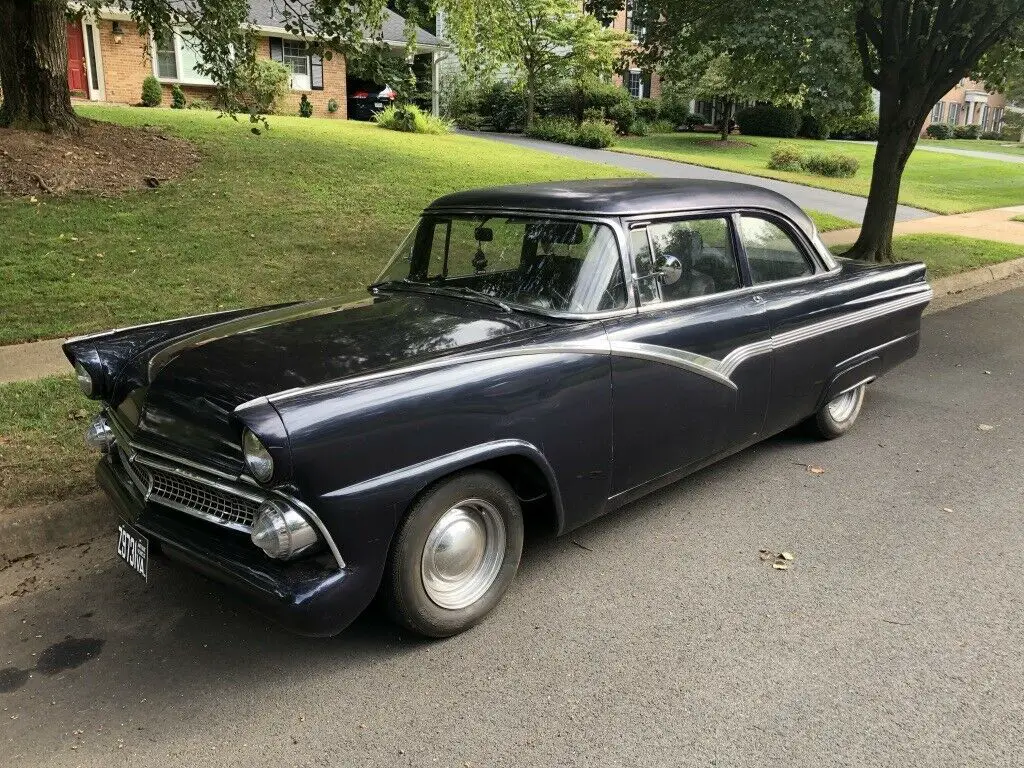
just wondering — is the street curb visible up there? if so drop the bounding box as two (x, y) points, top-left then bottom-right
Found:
(930, 256), (1024, 297)
(0, 491), (113, 566)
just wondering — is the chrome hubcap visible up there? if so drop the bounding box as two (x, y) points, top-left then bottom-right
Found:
(827, 388), (860, 422)
(421, 499), (505, 610)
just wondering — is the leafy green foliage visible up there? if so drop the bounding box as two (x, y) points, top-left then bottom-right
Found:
(831, 111), (879, 141)
(480, 81), (528, 131)
(766, 144), (804, 171)
(217, 58), (290, 119)
(801, 152), (859, 178)
(170, 85), (186, 110)
(374, 104), (452, 134)
(299, 95), (314, 118)
(736, 104), (800, 138)
(926, 123), (954, 140)
(538, 78), (630, 123)
(141, 75), (162, 107)
(327, 98), (339, 113)
(526, 116), (616, 147)
(799, 113), (829, 140)
(953, 124), (982, 139)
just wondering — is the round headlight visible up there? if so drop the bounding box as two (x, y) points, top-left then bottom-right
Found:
(242, 429), (274, 483)
(250, 500), (319, 560)
(74, 361), (95, 398)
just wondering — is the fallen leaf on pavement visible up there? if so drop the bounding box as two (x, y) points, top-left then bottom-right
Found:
(772, 562), (789, 570)
(758, 549), (774, 561)
(807, 465), (825, 475)
(978, 424), (995, 431)
(780, 552), (794, 561)
(942, 507), (953, 513)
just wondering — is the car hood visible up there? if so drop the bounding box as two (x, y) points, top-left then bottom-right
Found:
(114, 292), (548, 466)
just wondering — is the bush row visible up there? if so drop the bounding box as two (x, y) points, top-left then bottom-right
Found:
(925, 123), (1005, 140)
(767, 144), (859, 177)
(736, 105), (802, 138)
(525, 117), (616, 148)
(374, 104), (452, 134)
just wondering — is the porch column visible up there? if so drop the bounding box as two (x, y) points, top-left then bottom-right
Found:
(431, 50), (439, 118)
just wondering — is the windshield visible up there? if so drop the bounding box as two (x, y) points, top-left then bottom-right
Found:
(376, 214), (628, 314)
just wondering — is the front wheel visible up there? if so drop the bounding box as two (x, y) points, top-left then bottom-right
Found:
(383, 471), (524, 638)
(809, 384), (867, 439)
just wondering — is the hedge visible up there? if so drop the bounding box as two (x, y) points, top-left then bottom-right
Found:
(736, 105), (801, 138)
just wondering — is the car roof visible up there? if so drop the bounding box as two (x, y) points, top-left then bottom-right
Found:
(425, 178), (817, 237)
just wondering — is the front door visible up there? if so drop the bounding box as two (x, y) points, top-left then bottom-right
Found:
(67, 22), (88, 96)
(606, 213), (772, 498)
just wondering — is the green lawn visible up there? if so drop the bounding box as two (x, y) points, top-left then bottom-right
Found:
(4, 231), (1020, 512)
(1013, 214), (1024, 223)
(0, 108), (853, 345)
(0, 376), (95, 510)
(921, 138), (1024, 156)
(614, 132), (1024, 214)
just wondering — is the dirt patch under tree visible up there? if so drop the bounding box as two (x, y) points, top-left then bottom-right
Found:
(694, 138), (757, 149)
(0, 119), (200, 197)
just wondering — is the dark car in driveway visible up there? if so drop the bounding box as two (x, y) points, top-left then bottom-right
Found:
(65, 179), (932, 637)
(347, 81), (396, 121)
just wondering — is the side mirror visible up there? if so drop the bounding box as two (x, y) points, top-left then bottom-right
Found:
(657, 254), (683, 286)
(474, 226), (494, 243)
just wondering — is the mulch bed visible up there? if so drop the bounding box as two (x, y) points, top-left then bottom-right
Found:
(0, 119), (200, 197)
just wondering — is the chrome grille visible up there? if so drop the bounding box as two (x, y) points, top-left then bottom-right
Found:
(144, 466), (260, 530)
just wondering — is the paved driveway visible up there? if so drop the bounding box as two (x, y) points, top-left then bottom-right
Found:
(470, 133), (934, 225)
(3, 289), (1023, 767)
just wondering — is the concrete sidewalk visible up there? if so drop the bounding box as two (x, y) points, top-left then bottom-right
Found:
(468, 132), (934, 224)
(821, 205), (1024, 247)
(0, 338), (67, 385)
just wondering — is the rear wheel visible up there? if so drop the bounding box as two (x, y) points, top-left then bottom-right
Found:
(809, 384), (866, 439)
(383, 471), (524, 638)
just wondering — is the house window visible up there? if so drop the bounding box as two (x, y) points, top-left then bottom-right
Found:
(981, 104), (990, 130)
(947, 103), (960, 125)
(628, 71), (643, 99)
(994, 107), (1004, 130)
(269, 37), (322, 92)
(930, 102), (944, 123)
(154, 30), (177, 79)
(153, 29), (215, 85)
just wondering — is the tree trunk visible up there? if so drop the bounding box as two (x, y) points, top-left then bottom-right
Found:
(842, 91), (919, 263)
(0, 0), (80, 133)
(525, 69), (537, 130)
(718, 98), (734, 141)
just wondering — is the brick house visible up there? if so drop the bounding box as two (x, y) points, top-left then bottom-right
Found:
(601, 4), (663, 101)
(921, 78), (1008, 135)
(66, 2), (440, 119)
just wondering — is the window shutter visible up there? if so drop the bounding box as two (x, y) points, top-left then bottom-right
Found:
(269, 37), (283, 62)
(310, 54), (324, 90)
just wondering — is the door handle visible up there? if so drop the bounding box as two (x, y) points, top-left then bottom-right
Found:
(752, 294), (765, 304)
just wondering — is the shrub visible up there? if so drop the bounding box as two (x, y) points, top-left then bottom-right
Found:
(649, 119), (675, 134)
(799, 113), (829, 140)
(634, 99), (660, 123)
(298, 94), (313, 118)
(455, 112), (484, 130)
(170, 85), (186, 110)
(767, 144), (805, 172)
(925, 123), (953, 140)
(525, 117), (615, 148)
(574, 119), (615, 148)
(538, 78), (628, 123)
(980, 130), (1003, 140)
(659, 92), (692, 127)
(187, 98), (212, 110)
(582, 107), (604, 122)
(141, 75), (162, 107)
(480, 81), (527, 132)
(327, 98), (339, 114)
(831, 112), (879, 141)
(629, 119), (650, 137)
(374, 104), (452, 134)
(736, 104), (801, 138)
(607, 100), (636, 134)
(683, 112), (706, 131)
(953, 124), (980, 139)
(802, 151), (859, 178)
(219, 59), (290, 117)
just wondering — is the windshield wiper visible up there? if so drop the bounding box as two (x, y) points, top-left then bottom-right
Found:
(369, 281), (511, 313)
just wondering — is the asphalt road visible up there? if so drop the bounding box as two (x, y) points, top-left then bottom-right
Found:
(470, 133), (935, 224)
(3, 286), (1024, 768)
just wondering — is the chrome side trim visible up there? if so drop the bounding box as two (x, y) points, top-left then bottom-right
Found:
(243, 287), (933, 409)
(606, 340), (737, 390)
(834, 332), (917, 370)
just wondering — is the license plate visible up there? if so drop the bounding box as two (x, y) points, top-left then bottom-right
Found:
(116, 522), (149, 581)
(374, 100), (385, 109)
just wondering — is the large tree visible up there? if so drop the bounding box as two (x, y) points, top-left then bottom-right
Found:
(0, 0), (387, 133)
(639, 0), (1024, 262)
(846, 1), (1024, 261)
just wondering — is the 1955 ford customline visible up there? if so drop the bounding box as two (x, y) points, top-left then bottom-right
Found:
(65, 179), (932, 637)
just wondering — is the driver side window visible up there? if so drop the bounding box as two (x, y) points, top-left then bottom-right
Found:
(630, 217), (741, 305)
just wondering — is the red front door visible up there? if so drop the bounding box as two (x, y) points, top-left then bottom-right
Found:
(67, 22), (88, 95)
